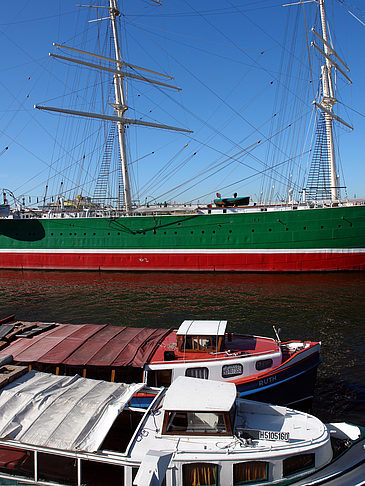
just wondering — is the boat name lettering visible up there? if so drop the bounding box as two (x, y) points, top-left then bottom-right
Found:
(258, 375), (277, 387)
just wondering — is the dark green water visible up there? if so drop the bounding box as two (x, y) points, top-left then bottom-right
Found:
(0, 270), (364, 425)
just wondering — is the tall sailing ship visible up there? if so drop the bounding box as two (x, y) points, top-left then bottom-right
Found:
(0, 0), (364, 272)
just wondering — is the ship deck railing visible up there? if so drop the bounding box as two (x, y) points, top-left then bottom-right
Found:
(5, 197), (364, 219)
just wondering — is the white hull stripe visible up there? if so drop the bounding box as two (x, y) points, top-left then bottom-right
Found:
(0, 248), (364, 255)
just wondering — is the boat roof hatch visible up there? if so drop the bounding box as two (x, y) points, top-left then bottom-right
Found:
(162, 376), (236, 412)
(176, 320), (227, 336)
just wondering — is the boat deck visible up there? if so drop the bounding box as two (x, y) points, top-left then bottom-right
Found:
(149, 330), (279, 364)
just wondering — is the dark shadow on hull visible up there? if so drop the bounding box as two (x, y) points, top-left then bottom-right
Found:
(0, 219), (45, 242)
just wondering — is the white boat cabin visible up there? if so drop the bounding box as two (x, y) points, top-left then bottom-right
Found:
(161, 377), (236, 437)
(176, 320), (227, 353)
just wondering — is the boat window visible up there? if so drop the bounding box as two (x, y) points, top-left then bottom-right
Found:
(185, 367), (209, 379)
(179, 335), (219, 352)
(164, 411), (229, 435)
(233, 461), (269, 484)
(183, 463), (218, 486)
(0, 446), (34, 481)
(81, 460), (124, 486)
(283, 453), (315, 477)
(146, 369), (172, 387)
(37, 453), (77, 485)
(222, 363), (243, 378)
(255, 359), (273, 371)
(200, 336), (217, 350)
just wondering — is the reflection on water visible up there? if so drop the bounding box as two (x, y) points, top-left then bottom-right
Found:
(0, 270), (364, 425)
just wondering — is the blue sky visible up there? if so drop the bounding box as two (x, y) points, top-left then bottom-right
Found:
(0, 0), (364, 206)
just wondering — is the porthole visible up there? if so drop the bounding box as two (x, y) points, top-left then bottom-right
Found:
(256, 359), (273, 371)
(268, 228), (272, 232)
(185, 367), (209, 379)
(252, 229), (255, 232)
(283, 454), (315, 477)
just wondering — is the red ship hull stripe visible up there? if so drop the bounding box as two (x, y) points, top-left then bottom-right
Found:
(0, 250), (364, 271)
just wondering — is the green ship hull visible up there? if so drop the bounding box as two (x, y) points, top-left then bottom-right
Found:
(0, 204), (364, 271)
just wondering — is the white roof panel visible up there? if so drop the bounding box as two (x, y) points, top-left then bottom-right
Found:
(162, 376), (236, 412)
(176, 320), (227, 336)
(0, 371), (145, 452)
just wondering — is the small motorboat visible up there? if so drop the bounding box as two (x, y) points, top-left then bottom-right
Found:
(0, 366), (363, 486)
(0, 318), (321, 408)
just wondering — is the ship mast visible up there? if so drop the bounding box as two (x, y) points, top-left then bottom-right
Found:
(319, 0), (337, 200)
(312, 0), (352, 201)
(35, 0), (192, 215)
(108, 0), (132, 214)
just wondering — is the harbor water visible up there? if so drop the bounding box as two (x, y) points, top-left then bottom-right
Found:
(0, 270), (364, 426)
